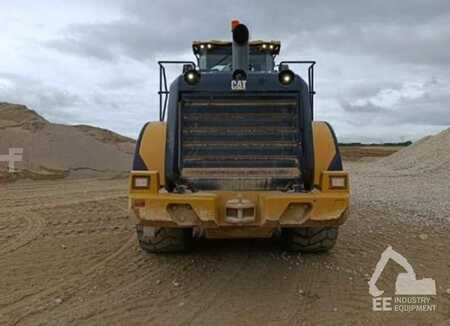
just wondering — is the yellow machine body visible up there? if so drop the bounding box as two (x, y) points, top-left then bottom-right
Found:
(129, 121), (349, 239)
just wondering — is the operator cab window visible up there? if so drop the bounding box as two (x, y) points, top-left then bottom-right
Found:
(199, 47), (275, 72)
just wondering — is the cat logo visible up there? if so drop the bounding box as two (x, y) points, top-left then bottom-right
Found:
(231, 80), (247, 91)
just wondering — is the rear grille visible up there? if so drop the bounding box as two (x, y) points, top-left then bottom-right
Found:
(179, 94), (301, 190)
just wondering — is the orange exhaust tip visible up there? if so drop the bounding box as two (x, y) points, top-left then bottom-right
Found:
(231, 19), (240, 30)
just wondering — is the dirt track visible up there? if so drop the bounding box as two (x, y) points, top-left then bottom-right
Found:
(1, 159), (449, 325)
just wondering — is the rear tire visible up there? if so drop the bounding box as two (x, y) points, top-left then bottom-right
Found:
(282, 227), (338, 253)
(136, 225), (192, 253)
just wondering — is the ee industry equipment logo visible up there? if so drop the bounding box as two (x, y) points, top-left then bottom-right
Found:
(368, 246), (437, 312)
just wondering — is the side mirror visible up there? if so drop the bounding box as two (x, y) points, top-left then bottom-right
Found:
(183, 64), (195, 73)
(279, 63), (289, 71)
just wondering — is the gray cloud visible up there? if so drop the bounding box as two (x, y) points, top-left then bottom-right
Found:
(337, 77), (450, 129)
(46, 2), (231, 62)
(341, 100), (388, 114)
(0, 72), (152, 138)
(390, 92), (450, 126)
(295, 22), (450, 67)
(98, 75), (147, 90)
(2, 1), (449, 142)
(346, 81), (403, 99)
(0, 73), (84, 122)
(46, 0), (450, 68)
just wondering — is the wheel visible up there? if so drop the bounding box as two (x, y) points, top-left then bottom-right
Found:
(282, 227), (338, 253)
(136, 224), (192, 253)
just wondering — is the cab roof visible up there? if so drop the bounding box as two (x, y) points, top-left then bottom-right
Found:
(192, 40), (281, 55)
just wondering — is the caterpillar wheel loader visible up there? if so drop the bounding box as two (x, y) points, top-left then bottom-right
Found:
(129, 20), (350, 253)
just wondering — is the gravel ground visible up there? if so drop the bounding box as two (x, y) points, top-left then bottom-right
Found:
(347, 161), (450, 224)
(0, 143), (449, 325)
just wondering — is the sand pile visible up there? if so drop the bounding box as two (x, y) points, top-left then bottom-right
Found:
(0, 103), (136, 180)
(376, 128), (450, 174)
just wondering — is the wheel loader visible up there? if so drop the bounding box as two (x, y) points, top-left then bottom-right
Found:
(129, 20), (350, 253)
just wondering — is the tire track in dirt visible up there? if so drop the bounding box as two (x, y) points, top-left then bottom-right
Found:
(0, 179), (126, 214)
(2, 162), (450, 325)
(103, 241), (288, 326)
(0, 193), (126, 214)
(40, 240), (258, 325)
(0, 198), (133, 325)
(285, 224), (377, 324)
(285, 254), (320, 325)
(0, 211), (46, 255)
(170, 241), (317, 326)
(0, 178), (125, 193)
(78, 246), (250, 326)
(41, 199), (131, 238)
(178, 241), (267, 325)
(41, 254), (202, 325)
(0, 179), (133, 325)
(0, 195), (128, 257)
(285, 204), (450, 325)
(1, 233), (136, 325)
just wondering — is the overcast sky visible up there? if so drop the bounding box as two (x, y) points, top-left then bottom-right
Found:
(1, 0), (449, 142)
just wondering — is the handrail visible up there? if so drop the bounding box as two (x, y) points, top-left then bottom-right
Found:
(278, 61), (316, 118)
(158, 60), (316, 120)
(158, 61), (196, 121)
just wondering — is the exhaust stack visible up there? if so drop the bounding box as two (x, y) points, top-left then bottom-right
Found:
(231, 20), (249, 72)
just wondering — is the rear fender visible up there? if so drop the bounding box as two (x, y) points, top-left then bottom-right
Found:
(132, 121), (166, 186)
(312, 121), (343, 187)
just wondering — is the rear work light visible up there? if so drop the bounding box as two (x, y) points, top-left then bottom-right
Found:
(184, 69), (201, 85)
(132, 176), (150, 189)
(329, 175), (347, 189)
(278, 69), (294, 85)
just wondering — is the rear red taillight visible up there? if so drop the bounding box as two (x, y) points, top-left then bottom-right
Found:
(133, 199), (146, 208)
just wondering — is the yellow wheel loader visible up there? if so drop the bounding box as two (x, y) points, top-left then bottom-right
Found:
(129, 20), (350, 253)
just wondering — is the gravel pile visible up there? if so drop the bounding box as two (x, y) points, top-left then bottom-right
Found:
(375, 128), (450, 174)
(347, 128), (450, 224)
(0, 103), (135, 179)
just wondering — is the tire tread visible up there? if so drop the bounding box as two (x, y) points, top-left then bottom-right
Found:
(283, 227), (338, 253)
(136, 225), (192, 253)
